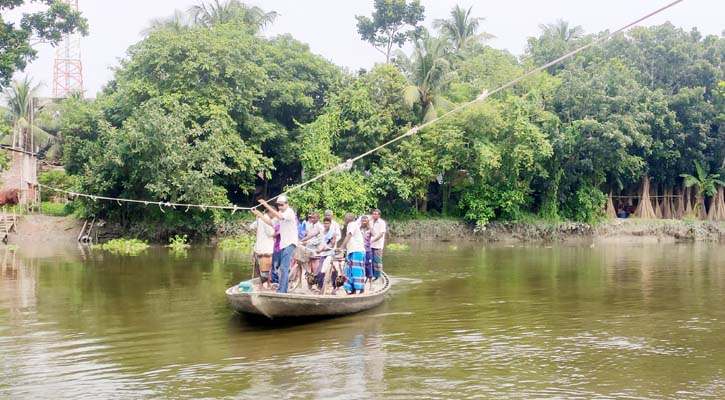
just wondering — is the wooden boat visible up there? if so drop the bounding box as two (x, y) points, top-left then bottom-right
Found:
(226, 272), (390, 319)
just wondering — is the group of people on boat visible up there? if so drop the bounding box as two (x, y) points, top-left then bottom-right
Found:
(250, 196), (387, 295)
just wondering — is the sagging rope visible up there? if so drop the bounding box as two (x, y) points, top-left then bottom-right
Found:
(38, 184), (252, 213)
(38, 0), (685, 213)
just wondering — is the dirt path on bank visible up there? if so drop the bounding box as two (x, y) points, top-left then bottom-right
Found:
(6, 215), (82, 257)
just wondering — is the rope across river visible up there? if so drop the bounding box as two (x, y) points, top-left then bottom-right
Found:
(38, 0), (686, 212)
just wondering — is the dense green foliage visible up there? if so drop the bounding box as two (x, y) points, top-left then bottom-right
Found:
(0, 0), (88, 90)
(49, 1), (725, 231)
(40, 201), (69, 216)
(38, 169), (77, 202)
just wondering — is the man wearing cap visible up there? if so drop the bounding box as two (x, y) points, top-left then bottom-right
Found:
(253, 195), (298, 293)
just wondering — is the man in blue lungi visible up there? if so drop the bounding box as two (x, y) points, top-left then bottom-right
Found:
(337, 212), (366, 294)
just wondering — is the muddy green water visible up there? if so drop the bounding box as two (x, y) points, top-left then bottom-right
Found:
(2, 242), (725, 399)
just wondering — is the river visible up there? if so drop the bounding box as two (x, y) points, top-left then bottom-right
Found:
(1, 241), (725, 399)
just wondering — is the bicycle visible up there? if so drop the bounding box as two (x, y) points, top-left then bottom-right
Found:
(288, 246), (315, 291)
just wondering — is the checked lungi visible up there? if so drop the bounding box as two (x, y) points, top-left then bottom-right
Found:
(372, 248), (383, 278)
(343, 251), (366, 292)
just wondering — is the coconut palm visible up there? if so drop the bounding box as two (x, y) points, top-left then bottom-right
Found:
(680, 160), (725, 218)
(143, 10), (191, 36)
(433, 5), (494, 53)
(396, 31), (455, 123)
(188, 0), (278, 33)
(2, 77), (56, 155)
(539, 19), (584, 42)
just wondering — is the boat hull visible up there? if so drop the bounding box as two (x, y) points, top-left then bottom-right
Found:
(226, 273), (390, 319)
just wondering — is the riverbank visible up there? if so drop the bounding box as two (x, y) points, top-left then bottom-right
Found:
(7, 215), (725, 246)
(389, 219), (725, 243)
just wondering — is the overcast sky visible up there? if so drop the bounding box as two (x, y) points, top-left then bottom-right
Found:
(8, 0), (723, 98)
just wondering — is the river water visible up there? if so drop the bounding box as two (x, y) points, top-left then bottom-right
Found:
(2, 241), (725, 399)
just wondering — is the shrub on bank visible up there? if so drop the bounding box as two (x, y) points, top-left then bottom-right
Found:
(40, 202), (70, 216)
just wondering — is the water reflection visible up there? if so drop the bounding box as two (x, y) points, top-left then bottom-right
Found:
(1, 243), (725, 398)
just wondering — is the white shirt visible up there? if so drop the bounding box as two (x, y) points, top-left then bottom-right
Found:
(317, 227), (336, 257)
(329, 220), (341, 247)
(305, 222), (325, 249)
(345, 221), (365, 254)
(249, 219), (275, 254)
(277, 207), (298, 249)
(370, 218), (387, 249)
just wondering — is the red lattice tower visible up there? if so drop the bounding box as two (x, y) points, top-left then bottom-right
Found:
(52, 0), (83, 98)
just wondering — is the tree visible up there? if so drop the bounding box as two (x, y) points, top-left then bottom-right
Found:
(188, 0), (277, 33)
(680, 160), (724, 218)
(330, 64), (415, 161)
(64, 20), (342, 222)
(79, 98), (269, 224)
(433, 5), (494, 53)
(142, 10), (191, 36)
(0, 0), (88, 90)
(455, 97), (555, 223)
(1, 77), (56, 153)
(289, 111), (376, 216)
(540, 19), (584, 42)
(355, 0), (425, 63)
(398, 30), (454, 122)
(59, 95), (103, 175)
(445, 42), (522, 104)
(526, 19), (585, 73)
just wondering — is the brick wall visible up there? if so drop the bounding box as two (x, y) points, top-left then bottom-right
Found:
(0, 151), (37, 204)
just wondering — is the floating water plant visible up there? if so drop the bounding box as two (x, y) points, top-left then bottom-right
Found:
(93, 238), (149, 255)
(167, 234), (191, 251)
(219, 235), (255, 250)
(386, 243), (410, 251)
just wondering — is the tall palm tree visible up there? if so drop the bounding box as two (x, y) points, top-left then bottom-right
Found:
(143, 10), (191, 36)
(680, 160), (725, 218)
(433, 5), (494, 53)
(539, 19), (584, 42)
(396, 31), (455, 123)
(188, 0), (278, 33)
(2, 77), (56, 154)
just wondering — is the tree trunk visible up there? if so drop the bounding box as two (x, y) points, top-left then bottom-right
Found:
(696, 192), (707, 220)
(606, 191), (617, 219)
(441, 182), (450, 216)
(633, 176), (657, 219)
(662, 187), (673, 219)
(707, 187), (725, 221)
(674, 186), (684, 219)
(684, 186), (694, 217)
(654, 185), (663, 219)
(419, 197), (428, 213)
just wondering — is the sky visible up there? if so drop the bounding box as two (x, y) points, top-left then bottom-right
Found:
(7, 0), (724, 98)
